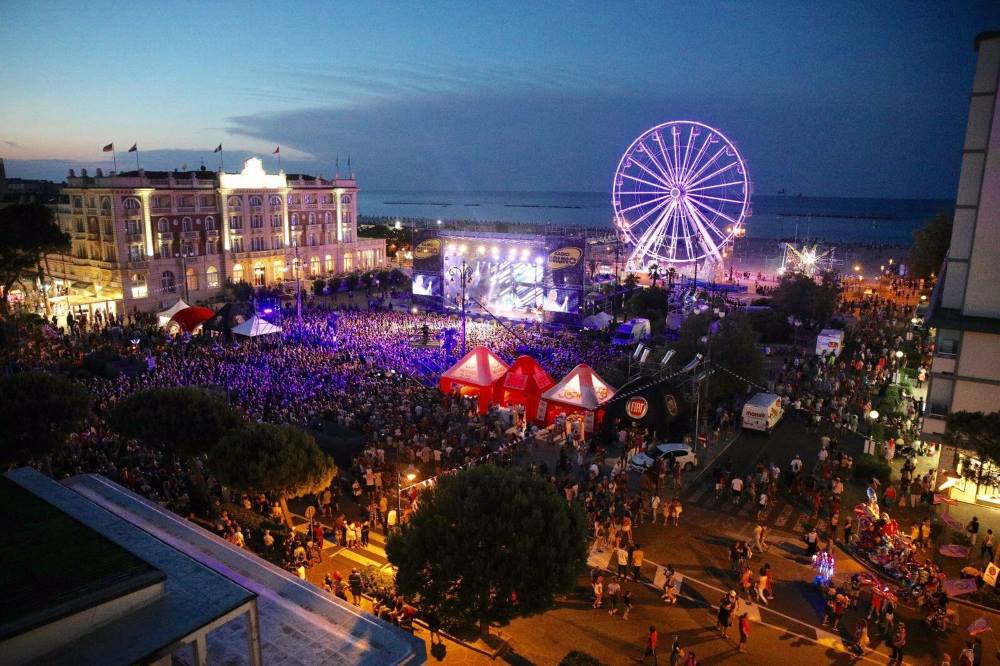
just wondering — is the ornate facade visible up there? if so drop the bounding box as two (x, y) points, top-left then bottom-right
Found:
(48, 157), (386, 319)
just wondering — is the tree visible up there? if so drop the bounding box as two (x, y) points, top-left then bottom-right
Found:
(0, 372), (91, 463)
(387, 465), (587, 634)
(623, 273), (639, 291)
(109, 387), (244, 458)
(770, 271), (840, 330)
(674, 311), (762, 402)
(947, 411), (1000, 491)
(209, 423), (336, 527)
(666, 267), (678, 290)
(625, 286), (669, 333)
(312, 278), (326, 295)
(647, 263), (661, 288)
(0, 203), (70, 315)
(908, 213), (952, 280)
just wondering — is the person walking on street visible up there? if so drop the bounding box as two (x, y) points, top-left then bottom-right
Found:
(592, 575), (604, 609)
(347, 567), (363, 606)
(622, 588), (633, 620)
(662, 565), (678, 604)
(737, 612), (750, 653)
(632, 544), (645, 581)
(968, 517), (980, 546)
(981, 529), (994, 564)
(607, 577), (622, 616)
(640, 625), (659, 665)
(890, 621), (906, 664)
(717, 591), (737, 638)
(669, 636), (683, 666)
(617, 543), (630, 578)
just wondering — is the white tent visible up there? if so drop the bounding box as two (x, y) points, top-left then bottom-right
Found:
(157, 299), (190, 327)
(582, 312), (614, 331)
(231, 315), (283, 338)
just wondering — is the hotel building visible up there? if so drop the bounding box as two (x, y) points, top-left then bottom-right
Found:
(47, 157), (386, 320)
(922, 31), (1000, 505)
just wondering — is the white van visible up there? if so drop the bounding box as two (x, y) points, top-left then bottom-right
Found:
(741, 392), (784, 433)
(815, 329), (845, 357)
(611, 318), (652, 346)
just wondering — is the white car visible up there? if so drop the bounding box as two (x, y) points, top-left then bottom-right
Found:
(629, 442), (699, 473)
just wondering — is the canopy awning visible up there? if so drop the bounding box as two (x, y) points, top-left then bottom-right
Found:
(542, 363), (616, 411)
(231, 315), (282, 337)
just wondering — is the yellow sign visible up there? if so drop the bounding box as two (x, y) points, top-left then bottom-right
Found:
(413, 238), (442, 260)
(548, 246), (582, 270)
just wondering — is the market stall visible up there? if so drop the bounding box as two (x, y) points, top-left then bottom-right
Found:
(438, 346), (509, 414)
(499, 355), (555, 422)
(167, 306), (215, 333)
(157, 298), (190, 328)
(537, 363), (616, 433)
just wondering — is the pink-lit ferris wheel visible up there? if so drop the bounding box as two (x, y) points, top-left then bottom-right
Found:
(613, 120), (750, 270)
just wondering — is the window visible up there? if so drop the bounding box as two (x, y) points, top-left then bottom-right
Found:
(227, 196), (242, 209)
(159, 242), (172, 257)
(344, 252), (352, 272)
(324, 212), (333, 225)
(181, 217), (192, 232)
(308, 213), (316, 225)
(340, 194), (352, 205)
(251, 215), (263, 228)
(206, 266), (219, 288)
(249, 195), (263, 207)
(105, 245), (117, 262)
(127, 219), (141, 235)
(199, 195), (215, 208)
(206, 240), (217, 255)
(273, 260), (284, 278)
(325, 254), (333, 273)
(253, 264), (265, 286)
(130, 273), (147, 298)
(343, 210), (352, 227)
(186, 267), (199, 292)
(128, 245), (142, 262)
(937, 330), (961, 357)
(232, 264), (244, 282)
(161, 270), (176, 293)
(292, 258), (301, 278)
(100, 197), (112, 212)
(123, 197), (141, 210)
(309, 234), (318, 246)
(230, 215), (243, 229)
(305, 194), (315, 204)
(287, 194), (297, 205)
(273, 235), (284, 250)
(103, 220), (113, 235)
(158, 218), (170, 232)
(87, 197), (95, 208)
(75, 218), (84, 233)
(250, 237), (266, 252)
(73, 196), (83, 208)
(231, 236), (244, 253)
(271, 214), (282, 227)
(927, 378), (954, 417)
(269, 195), (282, 207)
(290, 213), (299, 227)
(153, 195), (168, 208)
(204, 216), (216, 230)
(310, 256), (320, 276)
(181, 241), (195, 256)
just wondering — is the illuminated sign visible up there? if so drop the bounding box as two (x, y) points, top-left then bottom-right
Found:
(413, 238), (441, 260)
(626, 397), (649, 419)
(548, 246), (582, 270)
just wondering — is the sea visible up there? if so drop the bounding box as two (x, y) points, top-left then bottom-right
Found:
(359, 191), (952, 246)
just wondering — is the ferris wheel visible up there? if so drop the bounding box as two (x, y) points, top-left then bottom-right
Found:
(613, 121), (750, 270)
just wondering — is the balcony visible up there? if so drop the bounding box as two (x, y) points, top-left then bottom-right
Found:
(127, 232), (144, 243)
(176, 205), (195, 213)
(151, 205), (171, 214)
(182, 230), (201, 241)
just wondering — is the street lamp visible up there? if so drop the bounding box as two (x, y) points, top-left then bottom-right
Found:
(894, 350), (904, 360)
(448, 258), (474, 355)
(868, 409), (880, 421)
(396, 465), (418, 530)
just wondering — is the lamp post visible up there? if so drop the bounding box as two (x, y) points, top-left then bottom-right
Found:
(396, 465), (418, 531)
(176, 248), (195, 302)
(448, 258), (473, 355)
(694, 308), (725, 450)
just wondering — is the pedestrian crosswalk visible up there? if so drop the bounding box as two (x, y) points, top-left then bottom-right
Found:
(677, 480), (825, 537)
(290, 512), (395, 573)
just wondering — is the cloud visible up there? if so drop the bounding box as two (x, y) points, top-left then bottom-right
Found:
(2, 140), (18, 148)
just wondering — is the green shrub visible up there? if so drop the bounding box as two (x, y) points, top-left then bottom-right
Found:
(559, 651), (607, 666)
(222, 502), (289, 538)
(853, 454), (892, 484)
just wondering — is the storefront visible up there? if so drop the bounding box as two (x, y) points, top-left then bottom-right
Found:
(940, 450), (1000, 508)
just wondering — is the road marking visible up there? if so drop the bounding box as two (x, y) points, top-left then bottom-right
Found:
(330, 546), (386, 569)
(774, 505), (794, 527)
(791, 515), (806, 533)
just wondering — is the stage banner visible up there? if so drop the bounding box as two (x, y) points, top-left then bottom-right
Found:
(544, 236), (586, 324)
(412, 229), (443, 274)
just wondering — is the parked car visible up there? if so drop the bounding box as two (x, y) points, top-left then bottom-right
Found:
(629, 442), (699, 473)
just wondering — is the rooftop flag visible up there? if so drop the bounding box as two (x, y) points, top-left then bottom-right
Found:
(102, 143), (113, 152)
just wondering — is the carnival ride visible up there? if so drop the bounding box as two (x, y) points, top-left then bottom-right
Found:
(612, 121), (751, 275)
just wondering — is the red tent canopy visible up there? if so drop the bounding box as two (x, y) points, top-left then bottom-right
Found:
(500, 355), (555, 421)
(438, 346), (509, 414)
(169, 306), (215, 333)
(539, 363), (616, 432)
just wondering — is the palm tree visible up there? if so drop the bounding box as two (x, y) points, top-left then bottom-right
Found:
(666, 267), (678, 291)
(648, 263), (661, 288)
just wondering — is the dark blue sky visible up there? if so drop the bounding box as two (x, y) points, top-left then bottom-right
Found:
(2, 2), (998, 198)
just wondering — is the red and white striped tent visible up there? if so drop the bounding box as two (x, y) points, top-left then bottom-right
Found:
(438, 346), (509, 414)
(538, 363), (616, 432)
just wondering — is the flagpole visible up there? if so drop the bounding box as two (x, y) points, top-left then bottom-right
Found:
(135, 145), (140, 172)
(220, 148), (224, 171)
(112, 148), (118, 174)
